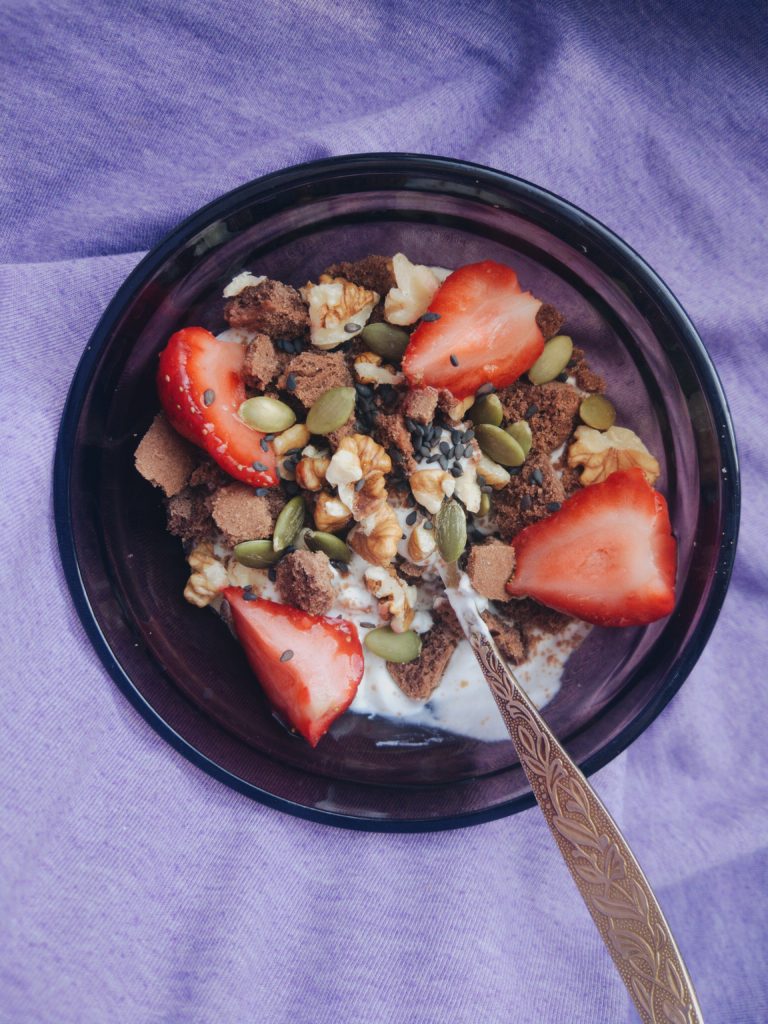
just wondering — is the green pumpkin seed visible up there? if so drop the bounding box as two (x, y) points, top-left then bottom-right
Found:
(306, 387), (357, 435)
(469, 393), (503, 427)
(272, 496), (305, 552)
(474, 423), (526, 467)
(364, 627), (422, 664)
(360, 322), (410, 361)
(305, 530), (352, 563)
(478, 492), (491, 517)
(505, 419), (533, 457)
(435, 498), (467, 563)
(239, 396), (296, 433)
(233, 539), (280, 569)
(527, 334), (574, 385)
(579, 394), (616, 431)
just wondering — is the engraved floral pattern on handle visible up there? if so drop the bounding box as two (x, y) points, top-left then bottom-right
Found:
(470, 629), (703, 1024)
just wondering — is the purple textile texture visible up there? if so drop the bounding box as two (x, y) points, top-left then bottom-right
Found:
(1, 1), (766, 1022)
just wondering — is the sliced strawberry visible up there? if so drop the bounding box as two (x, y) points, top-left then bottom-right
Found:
(402, 260), (545, 398)
(224, 590), (364, 746)
(505, 468), (676, 627)
(157, 327), (278, 487)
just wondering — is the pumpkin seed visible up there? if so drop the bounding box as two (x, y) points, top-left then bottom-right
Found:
(360, 322), (410, 361)
(474, 423), (526, 467)
(364, 627), (422, 664)
(478, 492), (491, 517)
(505, 419), (533, 457)
(579, 394), (616, 431)
(305, 530), (352, 563)
(527, 334), (574, 385)
(306, 387), (356, 435)
(272, 496), (305, 551)
(435, 498), (467, 563)
(239, 396), (296, 433)
(469, 393), (503, 427)
(233, 539), (280, 569)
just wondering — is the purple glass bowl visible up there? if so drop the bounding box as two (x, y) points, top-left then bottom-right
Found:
(54, 154), (739, 831)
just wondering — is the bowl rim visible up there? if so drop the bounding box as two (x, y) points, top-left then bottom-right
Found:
(53, 152), (741, 831)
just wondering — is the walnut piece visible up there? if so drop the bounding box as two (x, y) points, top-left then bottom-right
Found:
(272, 422), (311, 456)
(384, 253), (442, 326)
(313, 492), (353, 533)
(349, 502), (402, 566)
(294, 445), (330, 491)
(409, 468), (455, 514)
(567, 425), (661, 486)
(222, 271), (266, 298)
(184, 543), (229, 607)
(364, 566), (416, 632)
(353, 350), (403, 386)
(476, 454), (511, 490)
(453, 464), (482, 513)
(407, 521), (437, 563)
(327, 433), (393, 518)
(300, 275), (379, 350)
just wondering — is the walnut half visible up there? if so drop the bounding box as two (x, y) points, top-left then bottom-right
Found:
(364, 566), (416, 632)
(301, 275), (379, 350)
(349, 502), (402, 567)
(567, 425), (661, 486)
(184, 543), (229, 607)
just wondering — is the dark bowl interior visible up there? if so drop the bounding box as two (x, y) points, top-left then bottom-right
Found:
(54, 154), (739, 830)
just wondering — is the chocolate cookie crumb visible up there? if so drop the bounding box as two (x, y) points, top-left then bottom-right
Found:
(467, 539), (516, 602)
(492, 452), (566, 541)
(498, 380), (581, 453)
(570, 346), (606, 393)
(224, 279), (308, 339)
(277, 351), (352, 408)
(387, 622), (459, 701)
(480, 609), (526, 664)
(210, 483), (282, 545)
(242, 333), (280, 390)
(322, 255), (395, 297)
(403, 387), (439, 425)
(275, 549), (335, 616)
(376, 411), (417, 472)
(135, 413), (196, 497)
(535, 303), (565, 340)
(166, 487), (214, 544)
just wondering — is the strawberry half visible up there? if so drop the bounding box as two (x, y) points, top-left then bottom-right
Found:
(224, 590), (364, 746)
(402, 260), (545, 398)
(158, 327), (278, 487)
(505, 468), (677, 627)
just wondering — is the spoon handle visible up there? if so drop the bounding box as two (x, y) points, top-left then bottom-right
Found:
(468, 625), (704, 1024)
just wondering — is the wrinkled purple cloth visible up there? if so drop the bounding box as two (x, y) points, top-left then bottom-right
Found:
(1, 2), (766, 1021)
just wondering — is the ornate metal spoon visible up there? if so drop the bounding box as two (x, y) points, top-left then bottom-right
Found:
(437, 560), (704, 1024)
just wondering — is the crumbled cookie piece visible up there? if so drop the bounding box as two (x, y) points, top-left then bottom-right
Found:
(210, 483), (282, 545)
(242, 333), (280, 390)
(275, 549), (335, 616)
(322, 255), (396, 297)
(480, 609), (526, 664)
(403, 387), (439, 424)
(224, 279), (308, 339)
(492, 452), (566, 541)
(569, 346), (606, 393)
(387, 622), (459, 700)
(396, 559), (429, 581)
(498, 380), (581, 453)
(376, 411), (417, 472)
(277, 350), (352, 408)
(467, 539), (516, 602)
(135, 413), (196, 497)
(166, 487), (215, 544)
(535, 303), (565, 341)
(188, 457), (228, 492)
(510, 598), (574, 653)
(432, 598), (463, 639)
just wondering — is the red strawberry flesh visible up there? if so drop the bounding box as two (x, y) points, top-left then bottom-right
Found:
(224, 590), (364, 746)
(402, 260), (545, 398)
(158, 327), (278, 487)
(505, 468), (676, 627)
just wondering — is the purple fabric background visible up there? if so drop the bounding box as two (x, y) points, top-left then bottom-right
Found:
(1, 1), (766, 1021)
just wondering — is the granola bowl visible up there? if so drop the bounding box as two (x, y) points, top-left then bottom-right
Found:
(54, 154), (739, 830)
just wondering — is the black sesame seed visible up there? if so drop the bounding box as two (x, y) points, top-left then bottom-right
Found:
(439, 441), (451, 455)
(356, 383), (373, 397)
(452, 444), (463, 459)
(286, 373), (297, 392)
(260, 437), (269, 451)
(566, 358), (577, 368)
(461, 429), (475, 442)
(203, 388), (215, 406)
(267, 566), (278, 582)
(405, 509), (418, 526)
(405, 494), (416, 508)
(265, 433), (276, 442)
(243, 590), (259, 601)
(344, 321), (361, 333)
(531, 467), (544, 486)
(360, 621), (377, 629)
(331, 560), (350, 575)
(426, 453), (441, 464)
(520, 494), (533, 511)
(449, 353), (459, 367)
(254, 487), (270, 497)
(476, 382), (496, 396)
(280, 649), (294, 662)
(423, 520), (434, 530)
(556, 371), (569, 383)
(421, 311), (441, 322)
(450, 429), (461, 444)
(252, 460), (268, 472)
(283, 545), (297, 556)
(450, 464), (463, 477)
(508, 466), (522, 476)
(524, 403), (539, 419)
(355, 477), (366, 491)
(546, 501), (562, 512)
